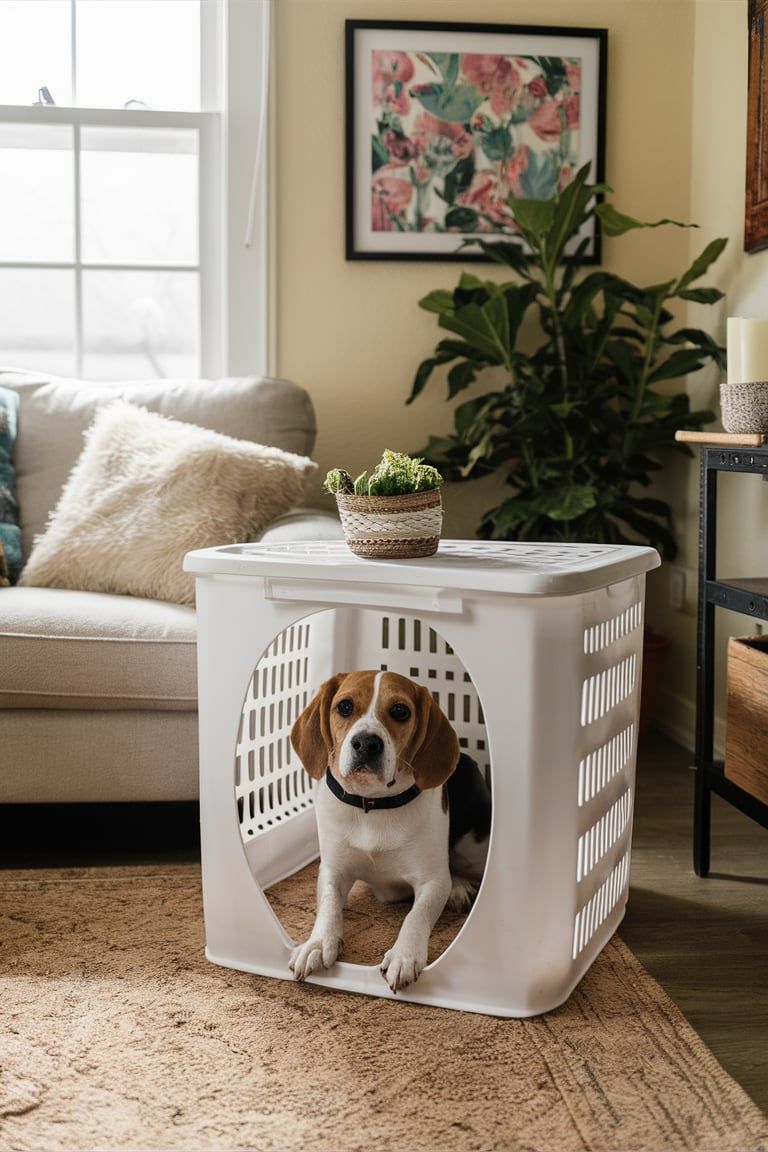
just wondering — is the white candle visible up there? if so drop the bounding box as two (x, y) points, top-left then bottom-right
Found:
(740, 318), (768, 383)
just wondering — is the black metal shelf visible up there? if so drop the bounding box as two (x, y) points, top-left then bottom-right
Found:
(693, 444), (768, 876)
(702, 760), (768, 831)
(706, 577), (768, 619)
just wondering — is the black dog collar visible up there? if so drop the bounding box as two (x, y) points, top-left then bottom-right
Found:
(325, 768), (421, 814)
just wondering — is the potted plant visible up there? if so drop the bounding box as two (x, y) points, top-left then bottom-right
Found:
(325, 450), (443, 559)
(407, 164), (726, 560)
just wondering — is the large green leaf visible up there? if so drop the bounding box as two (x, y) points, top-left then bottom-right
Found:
(503, 281), (539, 344)
(647, 348), (706, 384)
(437, 300), (511, 366)
(673, 236), (728, 293)
(408, 349), (460, 404)
(595, 202), (695, 237)
(546, 164), (594, 265)
(677, 286), (725, 305)
(528, 484), (598, 521)
(509, 196), (556, 240)
(419, 289), (454, 315)
(447, 361), (479, 399)
(471, 240), (532, 277)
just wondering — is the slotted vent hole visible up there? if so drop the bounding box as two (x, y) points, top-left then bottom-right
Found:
(572, 850), (630, 959)
(576, 788), (632, 882)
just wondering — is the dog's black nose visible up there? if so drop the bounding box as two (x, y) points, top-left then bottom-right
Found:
(351, 732), (384, 761)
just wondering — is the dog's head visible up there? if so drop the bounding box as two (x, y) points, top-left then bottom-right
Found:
(290, 670), (459, 798)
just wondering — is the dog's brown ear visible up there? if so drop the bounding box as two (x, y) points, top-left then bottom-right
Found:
(290, 674), (346, 780)
(410, 686), (460, 790)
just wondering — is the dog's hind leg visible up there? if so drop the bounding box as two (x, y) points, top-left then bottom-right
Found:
(446, 874), (478, 912)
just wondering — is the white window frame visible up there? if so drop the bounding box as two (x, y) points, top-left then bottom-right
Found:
(0, 0), (272, 380)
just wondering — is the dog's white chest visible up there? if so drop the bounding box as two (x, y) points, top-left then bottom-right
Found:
(314, 784), (448, 886)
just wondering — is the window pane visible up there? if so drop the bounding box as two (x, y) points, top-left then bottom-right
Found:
(0, 0), (72, 107)
(0, 269), (75, 375)
(0, 124), (74, 262)
(80, 127), (198, 265)
(82, 270), (198, 379)
(75, 0), (200, 111)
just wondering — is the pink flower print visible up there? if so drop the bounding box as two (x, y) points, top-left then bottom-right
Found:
(504, 145), (531, 198)
(529, 95), (580, 142)
(371, 173), (413, 232)
(528, 99), (565, 142)
(566, 60), (581, 93)
(461, 54), (521, 118)
(558, 163), (575, 192)
(383, 130), (417, 164)
(411, 112), (474, 176)
(563, 94), (580, 129)
(372, 51), (415, 115)
(527, 75), (548, 101)
(457, 170), (517, 229)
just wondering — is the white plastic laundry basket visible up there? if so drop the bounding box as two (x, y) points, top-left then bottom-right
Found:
(185, 539), (660, 1017)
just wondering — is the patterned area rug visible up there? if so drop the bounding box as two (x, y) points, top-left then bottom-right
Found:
(1, 863), (766, 1152)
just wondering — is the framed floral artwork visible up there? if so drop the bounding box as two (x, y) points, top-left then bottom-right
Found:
(345, 20), (607, 262)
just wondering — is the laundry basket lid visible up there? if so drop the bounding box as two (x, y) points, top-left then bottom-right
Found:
(184, 539), (660, 597)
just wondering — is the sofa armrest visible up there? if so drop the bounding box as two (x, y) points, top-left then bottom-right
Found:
(258, 507), (343, 544)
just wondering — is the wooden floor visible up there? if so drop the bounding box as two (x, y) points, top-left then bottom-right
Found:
(1, 731), (766, 1112)
(623, 731), (768, 1113)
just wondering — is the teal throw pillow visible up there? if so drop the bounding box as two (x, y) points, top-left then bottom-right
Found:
(0, 386), (21, 583)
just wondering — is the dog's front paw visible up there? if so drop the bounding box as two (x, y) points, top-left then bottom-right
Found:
(380, 945), (427, 992)
(289, 935), (342, 981)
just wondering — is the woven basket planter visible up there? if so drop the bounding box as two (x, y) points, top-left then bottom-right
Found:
(336, 488), (442, 559)
(720, 380), (768, 434)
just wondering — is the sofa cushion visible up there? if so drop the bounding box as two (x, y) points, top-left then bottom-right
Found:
(0, 586), (197, 710)
(19, 401), (317, 604)
(0, 370), (318, 559)
(0, 385), (21, 581)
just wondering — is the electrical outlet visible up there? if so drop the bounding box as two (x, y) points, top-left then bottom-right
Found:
(670, 567), (686, 611)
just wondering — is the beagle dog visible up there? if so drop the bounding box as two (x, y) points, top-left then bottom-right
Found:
(289, 669), (491, 992)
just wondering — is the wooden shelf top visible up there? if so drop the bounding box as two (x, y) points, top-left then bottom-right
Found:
(675, 430), (767, 446)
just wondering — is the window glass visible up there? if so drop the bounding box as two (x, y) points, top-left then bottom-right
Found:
(82, 269), (198, 379)
(0, 268), (75, 375)
(0, 123), (74, 261)
(75, 0), (200, 111)
(80, 126), (198, 264)
(0, 1), (72, 107)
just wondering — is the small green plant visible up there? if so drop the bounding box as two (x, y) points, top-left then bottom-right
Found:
(324, 451), (442, 498)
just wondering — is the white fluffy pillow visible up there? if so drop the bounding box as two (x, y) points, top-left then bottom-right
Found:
(19, 401), (317, 604)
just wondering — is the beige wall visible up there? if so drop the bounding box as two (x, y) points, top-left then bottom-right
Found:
(275, 0), (753, 746)
(275, 0), (697, 533)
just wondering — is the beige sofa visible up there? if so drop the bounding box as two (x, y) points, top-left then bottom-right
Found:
(0, 370), (341, 804)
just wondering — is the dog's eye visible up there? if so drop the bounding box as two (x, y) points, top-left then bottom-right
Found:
(389, 702), (411, 723)
(336, 698), (354, 717)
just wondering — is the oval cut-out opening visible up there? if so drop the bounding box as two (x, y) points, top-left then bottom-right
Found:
(233, 607), (492, 970)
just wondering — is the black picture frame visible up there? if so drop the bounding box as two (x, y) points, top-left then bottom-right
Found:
(345, 19), (607, 263)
